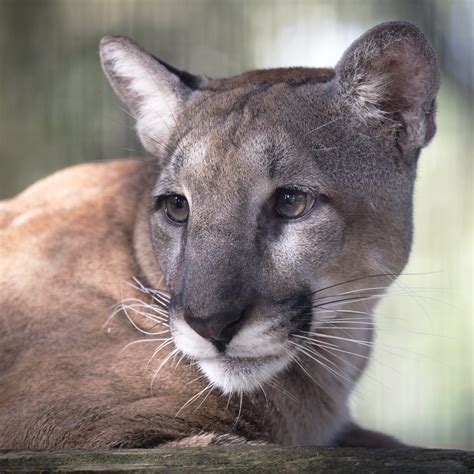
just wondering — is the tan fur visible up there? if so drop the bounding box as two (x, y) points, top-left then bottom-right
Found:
(0, 160), (396, 449)
(0, 161), (260, 448)
(0, 22), (439, 449)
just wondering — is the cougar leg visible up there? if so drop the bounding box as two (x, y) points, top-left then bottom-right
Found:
(161, 433), (267, 447)
(334, 422), (407, 448)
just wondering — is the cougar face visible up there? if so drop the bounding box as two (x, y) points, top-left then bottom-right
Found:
(100, 22), (439, 396)
(148, 102), (398, 395)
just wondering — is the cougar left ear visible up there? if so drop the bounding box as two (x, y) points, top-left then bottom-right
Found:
(335, 21), (440, 153)
(100, 36), (204, 155)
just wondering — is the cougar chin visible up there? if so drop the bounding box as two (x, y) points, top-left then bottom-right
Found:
(197, 354), (292, 395)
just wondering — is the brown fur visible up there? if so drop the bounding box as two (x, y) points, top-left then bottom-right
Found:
(0, 22), (439, 449)
(0, 161), (265, 448)
(0, 159), (403, 448)
(207, 67), (336, 89)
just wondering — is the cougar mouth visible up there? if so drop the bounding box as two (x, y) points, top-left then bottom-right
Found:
(122, 279), (307, 395)
(171, 317), (294, 394)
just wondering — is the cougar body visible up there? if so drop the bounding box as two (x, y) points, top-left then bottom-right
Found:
(0, 22), (439, 448)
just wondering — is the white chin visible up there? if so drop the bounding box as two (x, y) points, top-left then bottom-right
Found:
(197, 354), (292, 395)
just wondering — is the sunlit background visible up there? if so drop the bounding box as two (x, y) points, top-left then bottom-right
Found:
(0, 0), (472, 450)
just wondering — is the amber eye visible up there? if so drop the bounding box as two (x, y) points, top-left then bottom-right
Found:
(275, 188), (315, 219)
(163, 194), (189, 224)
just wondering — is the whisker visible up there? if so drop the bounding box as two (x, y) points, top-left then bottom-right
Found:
(255, 380), (269, 405)
(175, 383), (213, 418)
(283, 347), (332, 399)
(174, 353), (187, 369)
(150, 347), (180, 396)
(224, 392), (232, 414)
(130, 277), (171, 304)
(118, 298), (169, 314)
(232, 390), (244, 430)
(289, 341), (353, 389)
(301, 330), (433, 361)
(295, 334), (370, 360)
(316, 325), (375, 331)
(376, 263), (434, 332)
(123, 306), (169, 320)
(299, 271), (441, 301)
(115, 301), (169, 322)
(310, 291), (452, 311)
(317, 318), (377, 325)
(118, 337), (172, 356)
(316, 343), (394, 391)
(193, 384), (215, 412)
(121, 304), (169, 335)
(294, 334), (399, 373)
(146, 339), (175, 370)
(304, 117), (343, 136)
(317, 320), (452, 339)
(297, 342), (354, 381)
(312, 285), (448, 303)
(266, 380), (298, 402)
(317, 308), (406, 323)
(186, 374), (207, 386)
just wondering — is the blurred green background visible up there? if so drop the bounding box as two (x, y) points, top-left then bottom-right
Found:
(0, 0), (472, 450)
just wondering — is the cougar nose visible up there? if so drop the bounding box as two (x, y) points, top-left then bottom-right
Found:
(184, 309), (245, 352)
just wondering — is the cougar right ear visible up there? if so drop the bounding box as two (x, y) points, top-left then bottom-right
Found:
(100, 36), (204, 155)
(335, 21), (440, 153)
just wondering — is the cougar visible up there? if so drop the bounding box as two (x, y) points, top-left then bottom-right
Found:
(0, 21), (439, 449)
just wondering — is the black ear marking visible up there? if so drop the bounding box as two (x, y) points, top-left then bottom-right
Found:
(149, 55), (203, 91)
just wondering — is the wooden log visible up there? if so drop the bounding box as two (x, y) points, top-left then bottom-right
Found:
(0, 447), (473, 472)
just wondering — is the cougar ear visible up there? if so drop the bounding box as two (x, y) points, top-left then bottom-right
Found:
(100, 36), (204, 155)
(335, 21), (440, 153)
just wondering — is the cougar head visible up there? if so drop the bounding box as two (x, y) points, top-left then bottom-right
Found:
(100, 22), (439, 395)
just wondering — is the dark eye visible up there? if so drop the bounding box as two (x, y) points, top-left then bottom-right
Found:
(163, 194), (189, 224)
(275, 188), (315, 219)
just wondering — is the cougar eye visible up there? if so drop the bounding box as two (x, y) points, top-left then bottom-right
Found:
(163, 194), (189, 224)
(275, 188), (315, 219)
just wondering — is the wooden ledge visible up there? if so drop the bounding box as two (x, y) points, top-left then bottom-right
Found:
(0, 447), (473, 472)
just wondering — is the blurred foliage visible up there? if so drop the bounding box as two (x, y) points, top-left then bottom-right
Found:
(0, 0), (472, 450)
